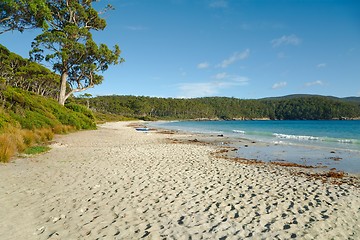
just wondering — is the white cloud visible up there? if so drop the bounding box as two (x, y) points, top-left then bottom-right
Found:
(305, 80), (323, 87)
(317, 63), (327, 68)
(178, 78), (249, 98)
(232, 76), (249, 82)
(209, 0), (228, 8)
(213, 72), (229, 79)
(197, 62), (210, 69)
(271, 34), (301, 47)
(212, 72), (249, 82)
(272, 81), (287, 89)
(178, 82), (222, 98)
(218, 49), (250, 68)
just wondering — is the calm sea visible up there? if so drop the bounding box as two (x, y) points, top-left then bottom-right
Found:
(151, 120), (360, 173)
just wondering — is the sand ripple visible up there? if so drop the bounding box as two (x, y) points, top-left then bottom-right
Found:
(0, 122), (359, 239)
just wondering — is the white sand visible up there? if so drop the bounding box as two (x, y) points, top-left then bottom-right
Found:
(0, 121), (359, 239)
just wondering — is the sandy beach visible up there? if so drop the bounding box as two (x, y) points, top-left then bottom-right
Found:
(0, 121), (359, 240)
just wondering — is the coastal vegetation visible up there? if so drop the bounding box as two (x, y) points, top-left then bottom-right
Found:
(0, 0), (121, 162)
(0, 86), (96, 162)
(0, 45), (97, 162)
(75, 95), (360, 121)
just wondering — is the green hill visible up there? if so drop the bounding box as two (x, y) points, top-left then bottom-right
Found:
(76, 95), (360, 121)
(263, 94), (360, 104)
(342, 97), (360, 103)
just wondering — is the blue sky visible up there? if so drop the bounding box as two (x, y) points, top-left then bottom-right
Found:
(1, 0), (359, 99)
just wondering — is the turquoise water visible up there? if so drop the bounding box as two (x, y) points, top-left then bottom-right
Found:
(152, 120), (360, 173)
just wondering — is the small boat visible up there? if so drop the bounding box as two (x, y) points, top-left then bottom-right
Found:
(135, 127), (149, 132)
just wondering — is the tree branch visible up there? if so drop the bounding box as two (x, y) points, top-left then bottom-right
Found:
(65, 84), (94, 100)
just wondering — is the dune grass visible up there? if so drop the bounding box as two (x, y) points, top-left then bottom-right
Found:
(0, 134), (17, 163)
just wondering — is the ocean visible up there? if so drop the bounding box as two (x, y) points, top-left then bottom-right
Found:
(151, 120), (360, 173)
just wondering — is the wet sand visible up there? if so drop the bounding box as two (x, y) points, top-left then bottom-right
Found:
(0, 121), (359, 239)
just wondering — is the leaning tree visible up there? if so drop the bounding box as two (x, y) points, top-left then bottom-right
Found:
(30, 0), (123, 105)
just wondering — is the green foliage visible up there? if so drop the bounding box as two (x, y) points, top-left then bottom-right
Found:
(0, 109), (18, 131)
(265, 96), (360, 120)
(93, 112), (137, 124)
(76, 95), (360, 121)
(0, 44), (59, 99)
(65, 102), (93, 117)
(23, 145), (50, 155)
(0, 0), (51, 34)
(1, 86), (96, 130)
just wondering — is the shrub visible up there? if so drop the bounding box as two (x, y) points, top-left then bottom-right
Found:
(2, 125), (27, 152)
(21, 129), (35, 146)
(2, 87), (96, 131)
(0, 134), (17, 163)
(34, 128), (54, 143)
(66, 103), (95, 119)
(53, 125), (64, 134)
(12, 130), (26, 152)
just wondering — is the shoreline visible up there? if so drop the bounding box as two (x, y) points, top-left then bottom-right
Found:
(148, 120), (360, 175)
(0, 121), (359, 239)
(146, 123), (360, 186)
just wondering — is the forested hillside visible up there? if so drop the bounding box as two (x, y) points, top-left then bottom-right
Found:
(76, 95), (360, 120)
(0, 44), (59, 99)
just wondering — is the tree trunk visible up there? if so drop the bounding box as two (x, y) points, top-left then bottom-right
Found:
(58, 71), (68, 105)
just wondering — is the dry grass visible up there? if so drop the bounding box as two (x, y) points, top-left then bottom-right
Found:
(53, 125), (65, 134)
(34, 128), (54, 143)
(0, 134), (17, 163)
(12, 131), (27, 152)
(0, 126), (59, 163)
(53, 125), (76, 134)
(64, 125), (76, 133)
(2, 127), (27, 152)
(21, 129), (35, 146)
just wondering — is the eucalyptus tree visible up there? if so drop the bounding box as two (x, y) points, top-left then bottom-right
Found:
(30, 0), (123, 105)
(0, 0), (51, 34)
